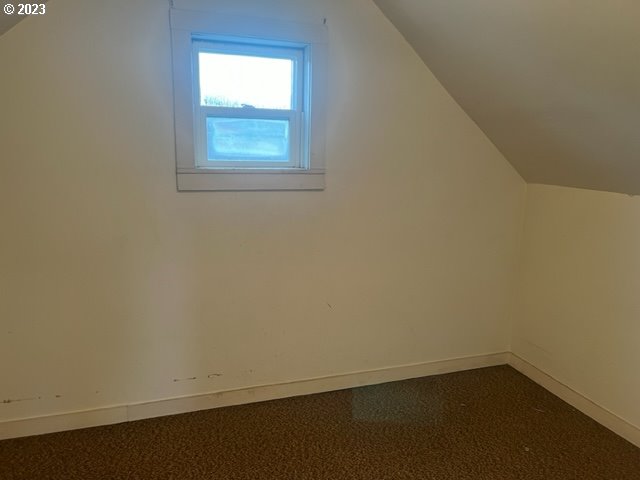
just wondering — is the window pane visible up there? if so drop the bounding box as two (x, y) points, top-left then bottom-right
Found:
(199, 52), (293, 109)
(206, 117), (290, 162)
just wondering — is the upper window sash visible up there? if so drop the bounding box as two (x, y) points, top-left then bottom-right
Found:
(192, 39), (305, 113)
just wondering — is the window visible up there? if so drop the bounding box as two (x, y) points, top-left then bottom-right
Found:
(194, 40), (302, 169)
(170, 9), (328, 191)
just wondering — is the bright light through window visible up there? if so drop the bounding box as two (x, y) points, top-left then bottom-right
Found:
(170, 8), (327, 190)
(198, 52), (294, 110)
(206, 117), (290, 162)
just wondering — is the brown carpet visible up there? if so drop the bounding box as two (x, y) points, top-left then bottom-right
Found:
(1, 365), (639, 479)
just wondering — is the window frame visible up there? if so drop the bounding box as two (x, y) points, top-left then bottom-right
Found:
(170, 8), (328, 191)
(192, 39), (304, 169)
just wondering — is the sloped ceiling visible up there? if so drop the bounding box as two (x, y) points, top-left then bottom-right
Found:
(0, 1), (49, 36)
(0, 10), (24, 36)
(374, 0), (640, 194)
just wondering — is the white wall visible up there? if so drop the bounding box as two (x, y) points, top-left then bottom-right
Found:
(514, 184), (640, 429)
(0, 0), (524, 422)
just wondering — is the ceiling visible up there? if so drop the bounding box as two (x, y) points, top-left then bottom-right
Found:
(374, 0), (640, 194)
(2, 1), (638, 193)
(0, 9), (24, 36)
(0, 0), (49, 36)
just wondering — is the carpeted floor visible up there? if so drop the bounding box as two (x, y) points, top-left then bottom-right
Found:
(1, 365), (639, 479)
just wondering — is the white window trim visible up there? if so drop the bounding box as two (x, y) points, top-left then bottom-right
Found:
(170, 8), (328, 191)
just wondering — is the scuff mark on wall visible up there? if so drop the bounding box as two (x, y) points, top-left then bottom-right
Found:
(2, 396), (42, 404)
(173, 377), (197, 383)
(208, 373), (223, 378)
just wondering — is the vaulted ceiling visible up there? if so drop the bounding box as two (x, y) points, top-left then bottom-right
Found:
(375, 0), (640, 194)
(0, 1), (48, 36)
(0, 10), (23, 36)
(3, 1), (638, 193)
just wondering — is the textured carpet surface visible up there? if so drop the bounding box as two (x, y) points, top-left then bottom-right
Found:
(1, 365), (639, 479)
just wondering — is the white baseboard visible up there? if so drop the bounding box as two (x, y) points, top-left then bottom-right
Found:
(0, 351), (509, 440)
(4, 352), (639, 449)
(508, 353), (640, 448)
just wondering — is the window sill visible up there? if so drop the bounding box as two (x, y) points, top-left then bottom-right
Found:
(176, 169), (325, 191)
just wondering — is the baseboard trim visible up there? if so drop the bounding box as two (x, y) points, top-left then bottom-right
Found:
(0, 352), (509, 440)
(508, 353), (640, 448)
